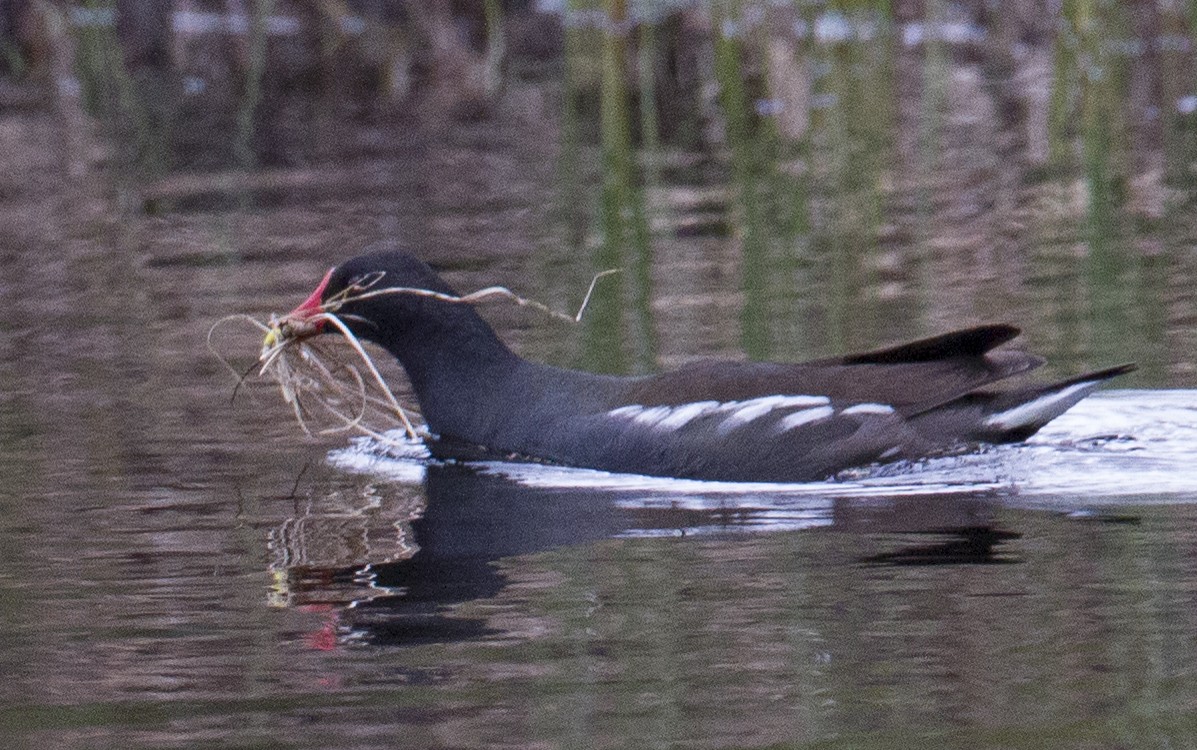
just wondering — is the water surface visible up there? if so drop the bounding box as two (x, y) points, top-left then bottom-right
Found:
(7, 391), (1197, 749)
(3, 3), (1197, 748)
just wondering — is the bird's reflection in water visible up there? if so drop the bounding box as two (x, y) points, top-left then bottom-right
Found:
(831, 496), (1023, 565)
(267, 482), (423, 609)
(859, 527), (1022, 566)
(268, 463), (1024, 647)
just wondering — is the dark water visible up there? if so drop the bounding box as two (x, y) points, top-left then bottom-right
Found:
(4, 3), (1197, 749)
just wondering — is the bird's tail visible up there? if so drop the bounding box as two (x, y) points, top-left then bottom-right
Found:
(974, 363), (1137, 441)
(911, 363), (1136, 445)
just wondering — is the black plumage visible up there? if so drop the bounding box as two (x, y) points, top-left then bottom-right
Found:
(287, 250), (1133, 482)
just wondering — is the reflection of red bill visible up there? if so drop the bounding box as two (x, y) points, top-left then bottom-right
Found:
(301, 603), (340, 652)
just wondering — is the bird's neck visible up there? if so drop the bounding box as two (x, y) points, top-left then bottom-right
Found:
(367, 299), (629, 451)
(375, 305), (525, 439)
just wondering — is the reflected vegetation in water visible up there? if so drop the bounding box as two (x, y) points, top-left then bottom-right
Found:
(3, 2), (1197, 749)
(2, 0), (1193, 379)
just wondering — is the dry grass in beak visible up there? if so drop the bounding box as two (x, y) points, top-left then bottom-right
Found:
(208, 312), (421, 444)
(209, 269), (618, 446)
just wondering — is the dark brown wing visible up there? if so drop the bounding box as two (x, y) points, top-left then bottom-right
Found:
(624, 324), (1043, 416)
(830, 323), (1022, 365)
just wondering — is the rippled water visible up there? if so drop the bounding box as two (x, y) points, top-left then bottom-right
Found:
(333, 389), (1197, 515)
(9, 389), (1197, 749)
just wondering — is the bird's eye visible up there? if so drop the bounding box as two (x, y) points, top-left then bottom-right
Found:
(347, 271), (387, 292)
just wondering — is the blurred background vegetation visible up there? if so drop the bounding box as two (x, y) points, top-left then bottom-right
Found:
(1, 0), (1195, 382)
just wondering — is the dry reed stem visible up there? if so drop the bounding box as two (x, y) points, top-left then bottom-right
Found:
(320, 268), (621, 323)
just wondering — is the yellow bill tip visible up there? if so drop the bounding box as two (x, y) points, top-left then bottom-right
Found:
(262, 327), (281, 352)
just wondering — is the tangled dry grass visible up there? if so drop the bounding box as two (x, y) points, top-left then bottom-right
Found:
(209, 269), (618, 446)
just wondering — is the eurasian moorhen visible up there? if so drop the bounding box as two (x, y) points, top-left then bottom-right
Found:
(276, 250), (1133, 482)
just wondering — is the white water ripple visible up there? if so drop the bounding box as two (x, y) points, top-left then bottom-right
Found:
(327, 390), (1197, 508)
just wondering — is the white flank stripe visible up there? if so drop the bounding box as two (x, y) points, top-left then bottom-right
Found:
(631, 406), (676, 428)
(774, 406), (836, 432)
(656, 401), (722, 430)
(607, 395), (833, 434)
(983, 381), (1099, 430)
(717, 395), (831, 434)
(609, 405), (643, 420)
(722, 398), (791, 427)
(842, 402), (895, 416)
